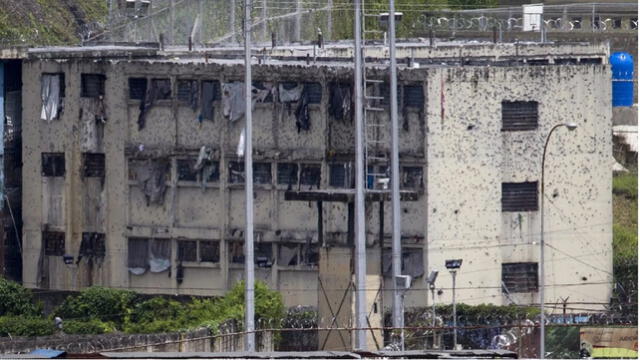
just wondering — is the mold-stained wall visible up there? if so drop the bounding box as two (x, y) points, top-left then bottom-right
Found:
(20, 43), (611, 314)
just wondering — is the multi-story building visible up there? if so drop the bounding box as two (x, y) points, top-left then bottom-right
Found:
(8, 41), (612, 322)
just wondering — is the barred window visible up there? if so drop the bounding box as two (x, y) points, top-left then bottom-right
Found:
(43, 231), (65, 256)
(304, 82), (322, 104)
(253, 162), (272, 184)
(128, 238), (149, 268)
(501, 101), (538, 131)
(277, 163), (298, 185)
(200, 241), (220, 263)
(502, 262), (538, 293)
(401, 166), (423, 189)
(177, 79), (198, 106)
(329, 163), (349, 188)
(178, 240), (197, 262)
(300, 164), (321, 187)
(42, 153), (65, 177)
(80, 232), (106, 257)
(403, 85), (424, 108)
(129, 78), (147, 100)
(201, 80), (220, 120)
(83, 153), (105, 177)
(255, 243), (273, 268)
(151, 79), (172, 100)
(502, 182), (538, 212)
(229, 161), (245, 184)
(177, 158), (219, 183)
(81, 74), (105, 98)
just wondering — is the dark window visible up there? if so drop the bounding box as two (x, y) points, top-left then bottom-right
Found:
(129, 78), (147, 100)
(178, 240), (197, 262)
(253, 82), (273, 103)
(302, 244), (319, 266)
(300, 164), (321, 187)
(151, 79), (172, 99)
(200, 241), (220, 263)
(612, 18), (622, 29)
(229, 161), (245, 184)
(255, 243), (273, 268)
(501, 101), (538, 131)
(382, 247), (424, 278)
(178, 158), (219, 183)
(177, 79), (198, 106)
(502, 182), (538, 212)
(128, 238), (149, 268)
(177, 159), (197, 181)
(82, 153), (105, 177)
(80, 232), (106, 258)
(202, 80), (220, 120)
(279, 243), (299, 266)
(631, 18), (638, 30)
(304, 82), (322, 104)
(329, 163), (349, 188)
(253, 162), (272, 184)
(43, 231), (65, 256)
(401, 166), (423, 189)
(403, 85), (424, 108)
(229, 241), (244, 264)
(502, 262), (538, 293)
(592, 16), (601, 29)
(571, 17), (582, 29)
(81, 74), (105, 98)
(379, 84), (401, 106)
(277, 163), (298, 185)
(42, 153), (65, 177)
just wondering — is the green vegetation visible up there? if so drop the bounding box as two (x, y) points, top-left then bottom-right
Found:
(0, 316), (56, 337)
(53, 286), (137, 327)
(0, 278), (42, 317)
(545, 326), (580, 359)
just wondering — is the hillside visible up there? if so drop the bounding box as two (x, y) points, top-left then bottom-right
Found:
(0, 0), (107, 46)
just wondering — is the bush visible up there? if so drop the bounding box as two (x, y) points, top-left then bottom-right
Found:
(53, 286), (137, 326)
(0, 316), (55, 337)
(63, 319), (115, 335)
(129, 297), (184, 324)
(613, 172), (638, 199)
(0, 278), (42, 317)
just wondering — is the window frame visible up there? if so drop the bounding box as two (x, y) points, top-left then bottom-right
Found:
(501, 181), (539, 212)
(42, 152), (66, 177)
(501, 100), (539, 132)
(81, 74), (106, 98)
(502, 262), (538, 293)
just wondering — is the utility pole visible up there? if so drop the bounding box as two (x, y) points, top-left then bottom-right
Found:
(389, 0), (403, 350)
(327, 0), (333, 40)
(243, 0), (255, 352)
(231, 0), (237, 44)
(353, 0), (367, 351)
(262, 0), (268, 41)
(295, 0), (302, 42)
(169, 0), (175, 45)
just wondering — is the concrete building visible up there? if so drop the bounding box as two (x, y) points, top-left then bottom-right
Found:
(7, 41), (613, 328)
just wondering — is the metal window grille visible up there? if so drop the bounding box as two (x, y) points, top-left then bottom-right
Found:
(128, 238), (149, 268)
(277, 163), (298, 185)
(401, 166), (423, 189)
(177, 80), (198, 103)
(253, 162), (272, 184)
(80, 232), (106, 258)
(81, 74), (105, 98)
(255, 243), (273, 268)
(229, 161), (245, 184)
(300, 164), (321, 187)
(302, 244), (319, 266)
(403, 85), (424, 108)
(304, 82), (322, 104)
(43, 231), (65, 256)
(199, 241), (220, 263)
(572, 17), (582, 29)
(379, 84), (400, 106)
(177, 159), (198, 181)
(178, 240), (198, 262)
(502, 182), (538, 212)
(612, 18), (622, 28)
(202, 80), (220, 120)
(229, 241), (244, 264)
(501, 101), (538, 131)
(329, 163), (348, 188)
(42, 153), (65, 177)
(151, 79), (172, 99)
(502, 262), (538, 293)
(128, 78), (147, 100)
(82, 153), (105, 177)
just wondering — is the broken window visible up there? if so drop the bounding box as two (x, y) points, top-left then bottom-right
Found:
(571, 17), (582, 29)
(502, 182), (538, 212)
(41, 73), (65, 121)
(128, 238), (149, 269)
(277, 163), (298, 186)
(177, 158), (198, 182)
(612, 17), (622, 29)
(201, 80), (220, 120)
(229, 241), (244, 264)
(304, 82), (322, 104)
(329, 163), (349, 188)
(401, 166), (423, 189)
(151, 79), (172, 99)
(178, 240), (198, 262)
(501, 101), (538, 131)
(43, 231), (65, 256)
(80, 232), (106, 258)
(255, 243), (273, 268)
(200, 240), (220, 263)
(300, 164), (321, 188)
(382, 247), (424, 278)
(229, 161), (245, 184)
(42, 153), (65, 177)
(278, 243), (299, 266)
(502, 262), (538, 293)
(253, 82), (273, 103)
(82, 153), (105, 178)
(328, 83), (352, 121)
(253, 162), (272, 184)
(302, 243), (319, 266)
(81, 74), (106, 98)
(177, 79), (199, 110)
(403, 85), (424, 108)
(129, 78), (147, 100)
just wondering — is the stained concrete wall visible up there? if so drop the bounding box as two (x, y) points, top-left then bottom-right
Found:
(20, 43), (611, 315)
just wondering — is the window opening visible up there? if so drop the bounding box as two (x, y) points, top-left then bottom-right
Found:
(83, 153), (105, 178)
(42, 153), (65, 177)
(41, 73), (65, 121)
(502, 182), (538, 212)
(80, 232), (106, 258)
(178, 240), (198, 262)
(253, 162), (272, 184)
(129, 78), (147, 100)
(81, 74), (106, 98)
(277, 163), (298, 186)
(229, 161), (245, 184)
(501, 101), (538, 131)
(300, 164), (321, 188)
(502, 262), (538, 293)
(43, 231), (65, 256)
(200, 241), (220, 263)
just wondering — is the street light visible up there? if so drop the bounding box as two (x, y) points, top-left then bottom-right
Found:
(539, 122), (577, 359)
(426, 270), (439, 349)
(445, 259), (462, 350)
(395, 275), (412, 351)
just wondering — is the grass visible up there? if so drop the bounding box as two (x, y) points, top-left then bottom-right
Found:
(613, 172), (638, 199)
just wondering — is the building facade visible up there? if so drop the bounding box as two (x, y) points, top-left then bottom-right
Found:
(18, 42), (612, 315)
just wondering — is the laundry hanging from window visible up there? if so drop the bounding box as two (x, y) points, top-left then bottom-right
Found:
(193, 146), (218, 190)
(149, 238), (171, 273)
(222, 82), (272, 122)
(328, 83), (352, 122)
(132, 159), (171, 206)
(138, 79), (172, 130)
(41, 74), (64, 121)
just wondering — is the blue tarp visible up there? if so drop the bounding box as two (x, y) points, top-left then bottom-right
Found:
(30, 349), (66, 358)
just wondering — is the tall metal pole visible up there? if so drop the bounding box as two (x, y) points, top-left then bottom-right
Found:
(353, 0), (367, 351)
(389, 0), (403, 350)
(231, 0), (237, 44)
(451, 270), (457, 349)
(327, 0), (333, 40)
(295, 0), (302, 42)
(431, 286), (437, 348)
(244, 0), (255, 352)
(262, 0), (267, 41)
